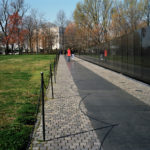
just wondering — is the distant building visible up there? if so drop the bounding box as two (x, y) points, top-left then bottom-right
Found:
(0, 25), (65, 54)
(31, 26), (65, 53)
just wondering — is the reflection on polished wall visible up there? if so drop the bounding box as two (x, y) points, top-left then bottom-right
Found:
(78, 26), (150, 84)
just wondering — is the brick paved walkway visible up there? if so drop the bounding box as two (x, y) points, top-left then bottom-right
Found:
(30, 56), (101, 150)
(30, 55), (150, 150)
(75, 57), (150, 106)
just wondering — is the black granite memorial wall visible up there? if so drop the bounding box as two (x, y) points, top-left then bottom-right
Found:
(78, 26), (150, 84)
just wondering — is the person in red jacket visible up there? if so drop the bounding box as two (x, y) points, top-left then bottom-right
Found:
(67, 48), (71, 62)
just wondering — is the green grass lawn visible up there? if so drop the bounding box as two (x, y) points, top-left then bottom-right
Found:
(0, 54), (56, 150)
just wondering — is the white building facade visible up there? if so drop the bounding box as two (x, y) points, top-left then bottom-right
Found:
(31, 26), (65, 53)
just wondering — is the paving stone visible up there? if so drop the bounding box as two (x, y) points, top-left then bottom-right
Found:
(75, 57), (150, 106)
(32, 147), (39, 150)
(29, 56), (102, 149)
(39, 147), (47, 150)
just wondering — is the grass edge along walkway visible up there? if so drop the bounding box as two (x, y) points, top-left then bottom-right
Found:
(0, 54), (56, 150)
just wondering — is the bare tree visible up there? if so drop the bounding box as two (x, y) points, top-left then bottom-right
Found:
(73, 0), (113, 50)
(0, 0), (27, 54)
(29, 9), (45, 54)
(0, 0), (11, 54)
(10, 0), (27, 17)
(56, 10), (66, 27)
(111, 0), (146, 37)
(45, 23), (56, 53)
(0, 31), (3, 52)
(12, 0), (28, 54)
(24, 14), (35, 53)
(56, 10), (67, 50)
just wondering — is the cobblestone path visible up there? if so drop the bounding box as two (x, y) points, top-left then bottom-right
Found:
(75, 57), (150, 106)
(30, 56), (101, 150)
(30, 55), (150, 150)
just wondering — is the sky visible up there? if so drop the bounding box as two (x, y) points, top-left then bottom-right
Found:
(25, 0), (81, 23)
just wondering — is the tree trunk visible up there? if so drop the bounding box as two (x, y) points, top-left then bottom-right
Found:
(5, 43), (9, 55)
(11, 44), (14, 54)
(147, 13), (150, 26)
(29, 37), (33, 53)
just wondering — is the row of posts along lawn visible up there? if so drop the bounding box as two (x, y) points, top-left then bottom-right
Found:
(40, 53), (59, 142)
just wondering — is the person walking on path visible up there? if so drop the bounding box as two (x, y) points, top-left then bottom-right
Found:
(67, 48), (71, 62)
(71, 48), (74, 59)
(71, 48), (75, 59)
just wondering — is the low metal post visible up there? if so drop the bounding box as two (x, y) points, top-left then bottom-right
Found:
(41, 72), (45, 141)
(50, 64), (54, 99)
(54, 58), (57, 68)
(55, 58), (58, 78)
(58, 54), (60, 60)
(54, 61), (56, 83)
(55, 58), (57, 69)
